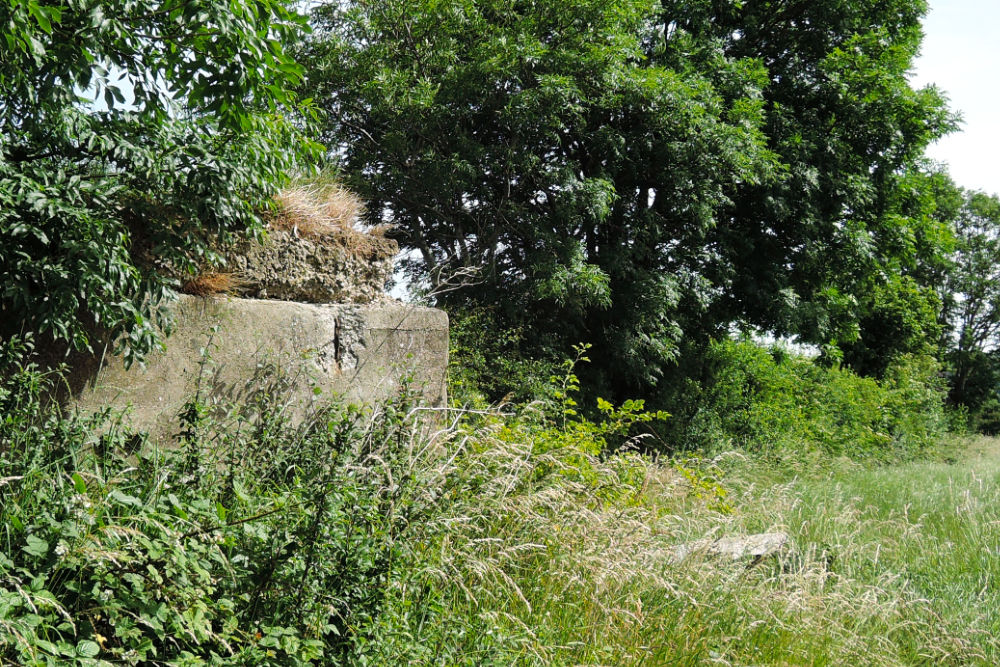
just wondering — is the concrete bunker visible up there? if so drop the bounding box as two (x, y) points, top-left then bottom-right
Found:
(69, 184), (449, 441)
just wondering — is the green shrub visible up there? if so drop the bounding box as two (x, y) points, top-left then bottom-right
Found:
(669, 339), (950, 463)
(447, 306), (560, 407)
(485, 345), (668, 501)
(347, 348), (684, 664)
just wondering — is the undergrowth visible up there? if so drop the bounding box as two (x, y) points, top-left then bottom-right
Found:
(2, 335), (994, 665)
(664, 338), (953, 464)
(1, 334), (435, 664)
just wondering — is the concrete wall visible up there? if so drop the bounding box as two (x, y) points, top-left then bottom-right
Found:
(71, 295), (448, 441)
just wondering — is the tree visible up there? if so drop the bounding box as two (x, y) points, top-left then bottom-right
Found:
(819, 167), (960, 375)
(1, 0), (317, 363)
(652, 1), (955, 366)
(939, 191), (1000, 410)
(302, 0), (953, 397)
(303, 0), (774, 396)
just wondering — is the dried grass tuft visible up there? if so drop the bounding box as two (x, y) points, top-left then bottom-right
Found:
(267, 182), (396, 261)
(271, 183), (365, 238)
(180, 272), (244, 297)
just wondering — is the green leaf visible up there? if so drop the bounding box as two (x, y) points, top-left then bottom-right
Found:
(299, 0), (951, 395)
(168, 493), (188, 519)
(72, 473), (87, 494)
(29, 4), (52, 34)
(109, 490), (142, 507)
(0, 0), (315, 361)
(23, 535), (49, 558)
(35, 639), (60, 656)
(26, 33), (46, 57)
(76, 640), (100, 658)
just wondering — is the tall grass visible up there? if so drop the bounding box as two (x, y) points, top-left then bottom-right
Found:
(3, 336), (999, 665)
(368, 424), (1000, 665)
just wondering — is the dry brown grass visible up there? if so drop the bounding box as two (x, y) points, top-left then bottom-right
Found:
(180, 272), (244, 297)
(271, 182), (365, 238)
(266, 182), (396, 260)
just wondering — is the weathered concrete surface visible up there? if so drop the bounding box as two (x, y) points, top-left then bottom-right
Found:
(220, 229), (397, 304)
(71, 295), (448, 441)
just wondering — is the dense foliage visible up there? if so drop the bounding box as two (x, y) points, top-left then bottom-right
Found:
(0, 337), (436, 664)
(300, 0), (953, 397)
(0, 333), (661, 664)
(0, 0), (317, 362)
(664, 1), (953, 365)
(0, 332), (976, 665)
(938, 190), (1000, 425)
(665, 339), (950, 462)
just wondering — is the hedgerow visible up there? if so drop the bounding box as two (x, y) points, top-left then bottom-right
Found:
(665, 339), (951, 462)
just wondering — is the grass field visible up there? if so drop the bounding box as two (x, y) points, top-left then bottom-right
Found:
(401, 435), (1000, 665)
(664, 436), (1000, 665)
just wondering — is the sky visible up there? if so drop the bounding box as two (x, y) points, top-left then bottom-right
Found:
(911, 0), (1000, 195)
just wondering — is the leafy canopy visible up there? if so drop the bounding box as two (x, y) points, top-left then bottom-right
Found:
(1, 0), (318, 362)
(303, 0), (775, 395)
(667, 1), (955, 366)
(302, 0), (954, 397)
(937, 190), (1000, 413)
